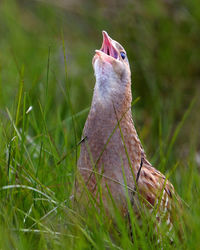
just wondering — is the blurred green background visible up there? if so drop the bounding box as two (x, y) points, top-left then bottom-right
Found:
(1, 0), (199, 157)
(0, 0), (200, 248)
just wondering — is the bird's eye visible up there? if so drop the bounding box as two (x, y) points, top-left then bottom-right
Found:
(120, 51), (126, 60)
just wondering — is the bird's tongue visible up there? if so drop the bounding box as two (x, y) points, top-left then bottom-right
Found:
(100, 31), (118, 59)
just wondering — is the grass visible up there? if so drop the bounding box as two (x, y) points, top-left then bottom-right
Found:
(0, 0), (200, 249)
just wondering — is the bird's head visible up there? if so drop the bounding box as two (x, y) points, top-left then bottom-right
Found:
(92, 31), (131, 106)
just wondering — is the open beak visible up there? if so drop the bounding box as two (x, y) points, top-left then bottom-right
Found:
(95, 31), (119, 60)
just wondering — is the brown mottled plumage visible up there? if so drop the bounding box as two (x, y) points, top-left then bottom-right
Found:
(76, 31), (180, 235)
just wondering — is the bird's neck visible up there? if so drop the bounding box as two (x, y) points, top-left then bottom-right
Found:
(83, 80), (143, 174)
(87, 79), (134, 137)
(91, 78), (132, 114)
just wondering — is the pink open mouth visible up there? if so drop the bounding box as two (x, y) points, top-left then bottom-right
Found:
(100, 31), (119, 59)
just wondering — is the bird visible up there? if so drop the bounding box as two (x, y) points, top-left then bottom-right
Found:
(76, 31), (181, 239)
